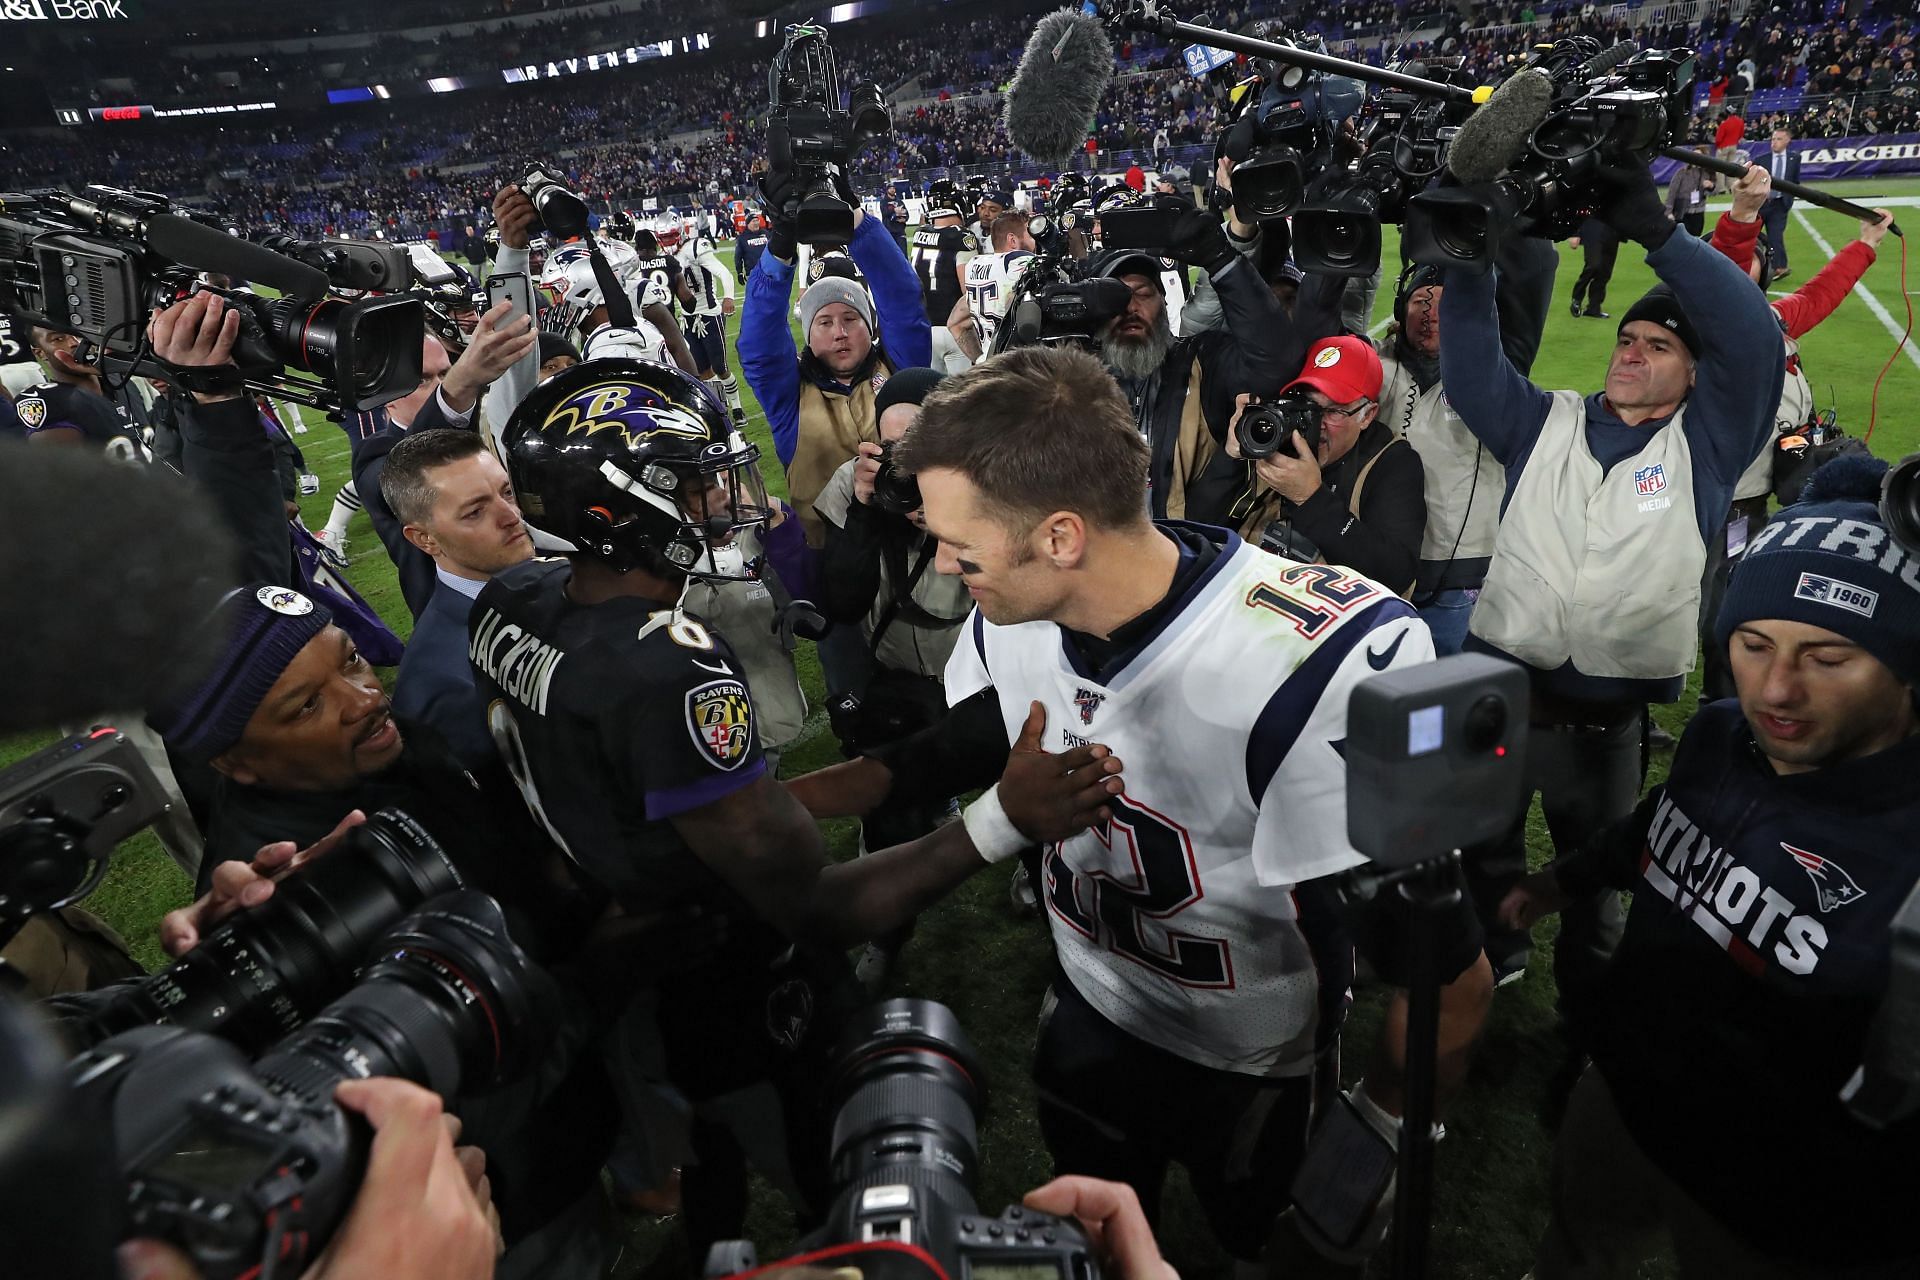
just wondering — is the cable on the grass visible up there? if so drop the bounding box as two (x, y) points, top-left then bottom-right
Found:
(1865, 226), (1913, 446)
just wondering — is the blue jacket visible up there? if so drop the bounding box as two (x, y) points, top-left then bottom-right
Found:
(1438, 229), (1786, 704)
(393, 577), (494, 770)
(737, 215), (932, 469)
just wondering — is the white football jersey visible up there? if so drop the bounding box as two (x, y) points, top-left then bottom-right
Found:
(946, 533), (1433, 1075)
(962, 250), (1036, 359)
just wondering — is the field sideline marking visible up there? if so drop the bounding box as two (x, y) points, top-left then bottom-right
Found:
(1792, 208), (1920, 377)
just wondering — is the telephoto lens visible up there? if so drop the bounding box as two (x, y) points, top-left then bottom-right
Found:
(60, 808), (463, 1054)
(869, 443), (923, 516)
(1882, 453), (1920, 556)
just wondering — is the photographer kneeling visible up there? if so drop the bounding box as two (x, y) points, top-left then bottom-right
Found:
(813, 367), (973, 984)
(1221, 335), (1425, 594)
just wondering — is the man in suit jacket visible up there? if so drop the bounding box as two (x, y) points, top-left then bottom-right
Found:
(353, 306), (536, 619)
(1760, 128), (1801, 280)
(380, 429), (536, 768)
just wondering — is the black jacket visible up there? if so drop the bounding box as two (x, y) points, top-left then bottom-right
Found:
(1260, 418), (1427, 592)
(1121, 256), (1303, 525)
(351, 393), (464, 620)
(178, 395), (299, 587)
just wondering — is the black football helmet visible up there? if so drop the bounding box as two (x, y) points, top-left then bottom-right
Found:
(500, 359), (771, 578)
(923, 179), (963, 221)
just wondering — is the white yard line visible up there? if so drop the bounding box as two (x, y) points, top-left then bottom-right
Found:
(1791, 208), (1920, 377)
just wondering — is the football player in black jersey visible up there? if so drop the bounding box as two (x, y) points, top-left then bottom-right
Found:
(15, 322), (151, 462)
(472, 358), (1127, 1251)
(908, 181), (979, 374)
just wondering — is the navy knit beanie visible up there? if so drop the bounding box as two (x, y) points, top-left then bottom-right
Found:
(1715, 453), (1920, 687)
(152, 585), (334, 761)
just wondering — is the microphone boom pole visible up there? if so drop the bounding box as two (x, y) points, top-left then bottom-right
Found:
(1659, 145), (1902, 237)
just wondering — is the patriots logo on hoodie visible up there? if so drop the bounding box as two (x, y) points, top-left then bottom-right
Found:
(1784, 843), (1867, 913)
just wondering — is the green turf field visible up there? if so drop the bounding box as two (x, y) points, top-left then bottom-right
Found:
(13, 178), (1920, 1278)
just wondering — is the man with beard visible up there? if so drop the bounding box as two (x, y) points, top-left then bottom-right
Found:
(1089, 194), (1298, 525)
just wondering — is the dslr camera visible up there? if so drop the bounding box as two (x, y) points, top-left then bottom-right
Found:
(0, 186), (424, 412)
(521, 167), (593, 242)
(73, 888), (542, 1280)
(709, 999), (1099, 1280)
(766, 23), (894, 245)
(1405, 40), (1698, 271)
(870, 440), (923, 517)
(1236, 390), (1323, 460)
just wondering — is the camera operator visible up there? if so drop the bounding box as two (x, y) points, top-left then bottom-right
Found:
(792, 348), (1491, 1271)
(1221, 335), (1426, 594)
(1091, 172), (1301, 525)
(14, 319), (153, 463)
(1369, 241), (1558, 653)
(1700, 162), (1897, 702)
(380, 430), (537, 770)
(812, 366), (972, 985)
(1499, 456), (1920, 1277)
(1437, 158), (1785, 998)
(738, 167), (931, 550)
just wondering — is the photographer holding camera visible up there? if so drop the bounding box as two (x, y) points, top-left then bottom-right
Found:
(1091, 170), (1301, 527)
(813, 366), (972, 984)
(1499, 456), (1920, 1277)
(1437, 157), (1786, 998)
(738, 162), (932, 551)
(1221, 335), (1426, 594)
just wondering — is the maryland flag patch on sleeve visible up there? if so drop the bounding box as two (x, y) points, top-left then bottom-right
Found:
(686, 678), (755, 770)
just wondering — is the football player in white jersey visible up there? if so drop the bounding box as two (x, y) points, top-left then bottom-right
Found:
(950, 212), (1038, 363)
(786, 346), (1493, 1271)
(679, 233), (747, 425)
(537, 245), (674, 367)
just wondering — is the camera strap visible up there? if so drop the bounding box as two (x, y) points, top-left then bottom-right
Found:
(867, 539), (937, 658)
(586, 241), (637, 331)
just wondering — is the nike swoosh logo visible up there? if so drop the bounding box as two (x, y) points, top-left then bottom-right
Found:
(692, 659), (735, 676)
(1365, 629), (1408, 671)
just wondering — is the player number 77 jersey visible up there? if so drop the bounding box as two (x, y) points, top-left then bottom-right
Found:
(945, 534), (1434, 1076)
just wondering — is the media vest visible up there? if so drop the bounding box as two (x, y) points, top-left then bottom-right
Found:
(1470, 391), (1705, 682)
(1388, 366), (1506, 595)
(788, 363), (890, 547)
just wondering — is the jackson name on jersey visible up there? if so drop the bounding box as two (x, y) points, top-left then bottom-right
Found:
(946, 532), (1433, 1075)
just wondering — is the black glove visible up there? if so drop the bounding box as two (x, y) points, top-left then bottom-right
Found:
(1163, 206), (1239, 275)
(1594, 158), (1675, 249)
(757, 168), (799, 263)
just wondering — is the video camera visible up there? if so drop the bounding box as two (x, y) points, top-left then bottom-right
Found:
(1210, 29), (1365, 225)
(0, 186), (425, 412)
(767, 24), (893, 246)
(74, 888), (541, 1279)
(1294, 58), (1480, 277)
(709, 998), (1099, 1280)
(989, 253), (1133, 355)
(1405, 39), (1698, 271)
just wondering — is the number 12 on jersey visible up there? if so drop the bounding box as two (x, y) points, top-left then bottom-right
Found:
(1041, 795), (1234, 988)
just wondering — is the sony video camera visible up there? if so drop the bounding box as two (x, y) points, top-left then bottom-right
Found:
(0, 186), (424, 412)
(1404, 39), (1697, 271)
(767, 24), (893, 245)
(1235, 390), (1323, 460)
(1293, 58), (1480, 276)
(71, 888), (544, 1280)
(709, 999), (1099, 1280)
(1211, 29), (1366, 224)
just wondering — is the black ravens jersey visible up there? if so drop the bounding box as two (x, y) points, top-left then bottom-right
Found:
(0, 312), (32, 370)
(468, 557), (819, 1093)
(631, 251), (685, 315)
(12, 381), (150, 463)
(908, 224), (978, 324)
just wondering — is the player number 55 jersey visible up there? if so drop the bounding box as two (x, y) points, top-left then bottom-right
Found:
(946, 533), (1433, 1076)
(962, 250), (1035, 359)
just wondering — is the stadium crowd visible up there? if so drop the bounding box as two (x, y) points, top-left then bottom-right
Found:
(3, 0), (1919, 1278)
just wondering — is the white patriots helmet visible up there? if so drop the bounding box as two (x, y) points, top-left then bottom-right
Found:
(580, 318), (670, 365)
(537, 240), (643, 335)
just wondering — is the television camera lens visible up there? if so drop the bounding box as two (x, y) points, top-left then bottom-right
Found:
(1883, 454), (1920, 556)
(62, 808), (463, 1055)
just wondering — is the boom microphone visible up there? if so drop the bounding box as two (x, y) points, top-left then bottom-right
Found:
(1446, 68), (1553, 184)
(146, 214), (331, 301)
(0, 447), (235, 732)
(1004, 7), (1115, 169)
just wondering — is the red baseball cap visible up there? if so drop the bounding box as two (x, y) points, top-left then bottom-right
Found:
(1281, 336), (1384, 406)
